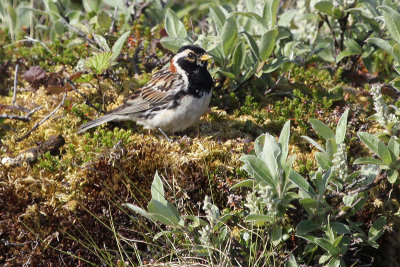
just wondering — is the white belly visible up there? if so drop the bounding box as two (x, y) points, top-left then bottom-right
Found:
(137, 91), (212, 133)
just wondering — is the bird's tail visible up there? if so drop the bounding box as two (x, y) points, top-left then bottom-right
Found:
(77, 114), (119, 133)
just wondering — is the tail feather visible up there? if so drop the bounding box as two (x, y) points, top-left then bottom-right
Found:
(78, 114), (118, 133)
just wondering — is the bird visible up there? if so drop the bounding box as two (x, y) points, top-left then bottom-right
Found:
(78, 45), (214, 135)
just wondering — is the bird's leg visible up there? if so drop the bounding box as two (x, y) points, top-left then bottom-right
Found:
(158, 127), (172, 142)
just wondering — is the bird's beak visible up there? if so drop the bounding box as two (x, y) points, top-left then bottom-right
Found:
(200, 54), (212, 61)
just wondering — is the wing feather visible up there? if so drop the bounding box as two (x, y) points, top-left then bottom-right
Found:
(109, 70), (184, 116)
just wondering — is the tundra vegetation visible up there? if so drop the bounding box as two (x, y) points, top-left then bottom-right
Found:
(1, 0), (400, 266)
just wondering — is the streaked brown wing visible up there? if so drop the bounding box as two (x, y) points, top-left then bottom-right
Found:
(110, 70), (184, 115)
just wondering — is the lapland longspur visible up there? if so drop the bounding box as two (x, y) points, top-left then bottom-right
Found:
(78, 45), (213, 134)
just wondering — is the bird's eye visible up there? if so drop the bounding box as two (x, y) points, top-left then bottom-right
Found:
(188, 52), (195, 59)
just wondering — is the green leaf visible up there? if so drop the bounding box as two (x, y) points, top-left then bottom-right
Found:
(278, 9), (297, 27)
(367, 37), (393, 55)
(368, 216), (387, 248)
(82, 0), (101, 13)
(123, 203), (155, 222)
(93, 34), (110, 52)
(289, 170), (316, 198)
(388, 137), (400, 157)
(244, 214), (274, 223)
(85, 52), (113, 74)
(335, 109), (349, 144)
(379, 5), (400, 44)
(221, 17), (238, 57)
(148, 199), (180, 226)
(309, 119), (335, 140)
(151, 171), (166, 204)
(271, 226), (282, 246)
(261, 133), (281, 179)
(326, 138), (337, 160)
(165, 9), (187, 38)
(296, 220), (319, 235)
(387, 169), (398, 184)
(259, 29), (278, 61)
(353, 157), (386, 165)
(300, 198), (317, 210)
(232, 42), (246, 76)
(336, 50), (357, 63)
(358, 132), (392, 165)
(97, 10), (112, 31)
(344, 39), (362, 53)
(111, 31), (130, 60)
(241, 31), (261, 60)
(393, 43), (400, 64)
(315, 152), (331, 170)
(302, 136), (326, 153)
(278, 121), (291, 165)
(285, 253), (298, 267)
(160, 37), (189, 52)
(315, 238), (339, 256)
(209, 5), (228, 34)
(331, 222), (350, 234)
(240, 155), (277, 188)
(217, 69), (237, 80)
(315, 1), (334, 15)
(263, 0), (279, 30)
(231, 179), (255, 189)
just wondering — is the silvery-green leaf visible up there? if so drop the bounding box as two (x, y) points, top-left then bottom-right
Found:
(379, 5), (400, 44)
(93, 34), (110, 52)
(82, 0), (101, 13)
(336, 50), (358, 63)
(335, 108), (349, 144)
(353, 157), (386, 165)
(296, 220), (319, 235)
(309, 119), (335, 140)
(366, 37), (393, 55)
(393, 43), (400, 64)
(278, 9), (297, 27)
(221, 17), (238, 57)
(315, 152), (331, 170)
(278, 121), (290, 165)
(259, 29), (278, 61)
(111, 31), (130, 60)
(151, 171), (166, 204)
(209, 5), (228, 34)
(97, 10), (112, 31)
(262, 0), (279, 30)
(148, 199), (180, 226)
(160, 37), (189, 52)
(289, 170), (316, 198)
(314, 1), (334, 15)
(241, 31), (260, 60)
(240, 155), (277, 188)
(344, 39), (362, 53)
(261, 133), (281, 179)
(368, 216), (386, 248)
(165, 8), (187, 38)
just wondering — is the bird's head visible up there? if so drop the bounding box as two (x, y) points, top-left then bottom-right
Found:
(169, 45), (212, 74)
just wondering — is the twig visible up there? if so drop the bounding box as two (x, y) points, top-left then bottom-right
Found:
(326, 169), (387, 203)
(12, 64), (18, 106)
(135, 1), (153, 19)
(110, 5), (118, 34)
(24, 36), (51, 52)
(66, 78), (105, 114)
(348, 169), (387, 195)
(59, 18), (100, 51)
(16, 93), (67, 142)
(0, 106), (41, 122)
(0, 114), (30, 122)
(132, 44), (142, 76)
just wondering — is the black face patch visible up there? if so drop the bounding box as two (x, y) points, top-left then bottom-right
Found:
(178, 45), (206, 55)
